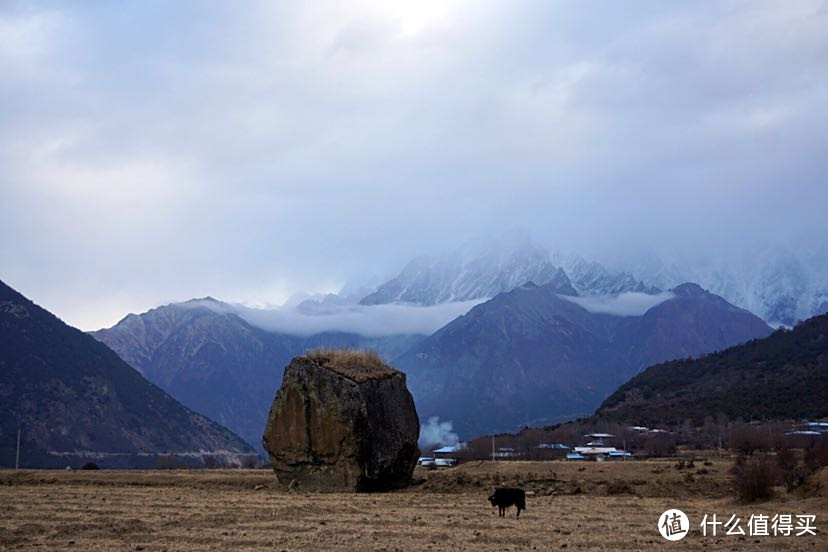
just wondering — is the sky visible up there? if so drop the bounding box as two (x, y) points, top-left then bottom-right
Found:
(1, 1), (827, 330)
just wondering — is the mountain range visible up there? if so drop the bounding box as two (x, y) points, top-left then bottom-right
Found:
(358, 237), (828, 326)
(394, 281), (772, 437)
(360, 236), (653, 306)
(86, 236), (822, 446)
(626, 244), (828, 327)
(90, 237), (780, 443)
(91, 299), (422, 450)
(4, 231), (823, 464)
(0, 280), (254, 468)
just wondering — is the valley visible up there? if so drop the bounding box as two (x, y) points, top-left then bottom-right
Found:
(2, 4), (826, 551)
(1, 462), (825, 551)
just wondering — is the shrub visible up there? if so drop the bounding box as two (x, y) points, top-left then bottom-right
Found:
(644, 435), (676, 457)
(81, 462), (100, 470)
(804, 442), (828, 472)
(729, 423), (768, 456)
(307, 347), (379, 363)
(241, 454), (259, 469)
(304, 349), (396, 383)
(775, 447), (803, 491)
(731, 455), (777, 502)
(605, 480), (632, 495)
(202, 454), (228, 469)
(155, 455), (184, 470)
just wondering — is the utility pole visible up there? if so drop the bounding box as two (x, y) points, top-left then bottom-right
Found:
(16, 427), (21, 470)
(491, 435), (495, 463)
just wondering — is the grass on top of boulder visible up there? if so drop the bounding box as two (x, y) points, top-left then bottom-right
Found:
(304, 349), (399, 383)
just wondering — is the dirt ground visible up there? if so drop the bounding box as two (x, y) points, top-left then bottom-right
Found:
(1, 461), (825, 551)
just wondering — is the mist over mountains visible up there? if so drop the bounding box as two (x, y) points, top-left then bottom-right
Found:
(359, 236), (652, 307)
(88, 235), (786, 446)
(2, 230), (818, 460)
(622, 243), (828, 328)
(321, 235), (827, 328)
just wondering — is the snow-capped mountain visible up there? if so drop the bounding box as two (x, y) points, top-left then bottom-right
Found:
(359, 235), (652, 306)
(551, 251), (660, 296)
(301, 234), (823, 328)
(627, 244), (828, 327)
(359, 237), (568, 305)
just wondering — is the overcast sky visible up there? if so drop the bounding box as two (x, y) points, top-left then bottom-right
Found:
(1, 1), (827, 330)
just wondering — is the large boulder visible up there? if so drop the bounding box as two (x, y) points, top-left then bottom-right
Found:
(262, 350), (420, 491)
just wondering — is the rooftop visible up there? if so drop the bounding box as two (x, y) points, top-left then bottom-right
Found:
(574, 446), (618, 454)
(303, 349), (399, 383)
(433, 445), (462, 454)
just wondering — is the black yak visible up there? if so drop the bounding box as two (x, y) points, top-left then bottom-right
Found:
(488, 487), (526, 517)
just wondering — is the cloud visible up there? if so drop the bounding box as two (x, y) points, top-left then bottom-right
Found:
(0, 1), (826, 329)
(184, 297), (484, 337)
(561, 291), (675, 317)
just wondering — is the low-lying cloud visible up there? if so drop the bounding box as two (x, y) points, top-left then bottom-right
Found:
(561, 291), (675, 317)
(186, 298), (485, 337)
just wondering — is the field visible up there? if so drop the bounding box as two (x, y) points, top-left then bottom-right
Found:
(1, 460), (825, 551)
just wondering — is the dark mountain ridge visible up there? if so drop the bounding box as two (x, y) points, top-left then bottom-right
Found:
(394, 281), (773, 438)
(0, 280), (254, 468)
(596, 312), (828, 426)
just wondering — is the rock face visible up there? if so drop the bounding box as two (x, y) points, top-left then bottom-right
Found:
(262, 351), (419, 491)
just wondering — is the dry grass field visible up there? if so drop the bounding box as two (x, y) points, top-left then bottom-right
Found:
(1, 460), (825, 551)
